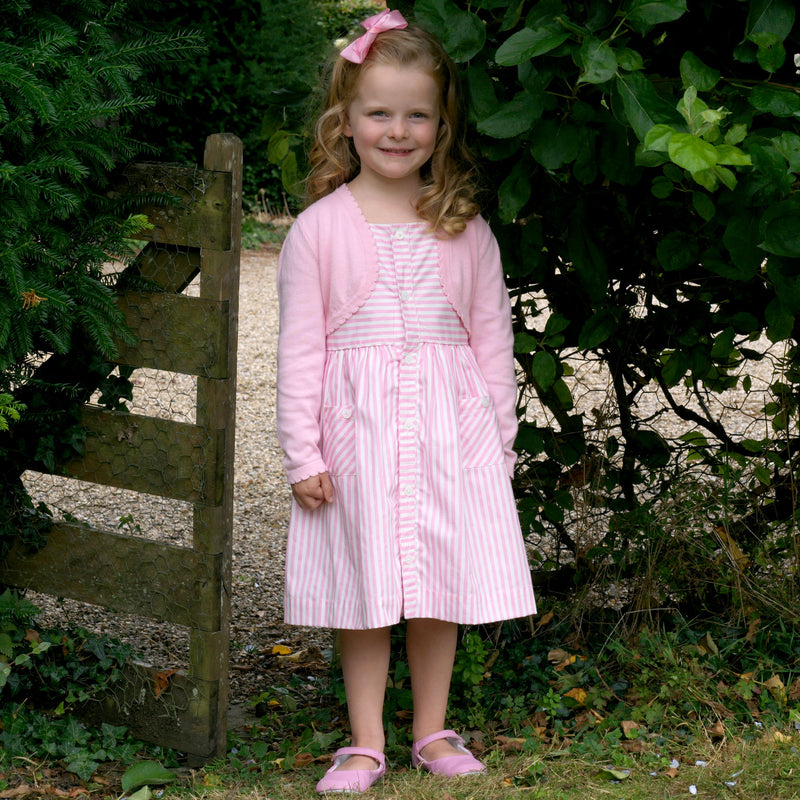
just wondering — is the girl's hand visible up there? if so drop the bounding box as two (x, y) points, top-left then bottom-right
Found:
(291, 472), (334, 511)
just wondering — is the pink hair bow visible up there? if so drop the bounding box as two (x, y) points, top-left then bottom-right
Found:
(340, 9), (408, 63)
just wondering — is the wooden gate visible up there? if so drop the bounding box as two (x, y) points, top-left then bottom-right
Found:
(0, 133), (242, 760)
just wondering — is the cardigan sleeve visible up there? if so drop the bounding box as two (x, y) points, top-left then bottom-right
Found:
(467, 219), (519, 476)
(276, 218), (329, 484)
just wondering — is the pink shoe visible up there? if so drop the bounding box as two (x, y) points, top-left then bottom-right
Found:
(315, 747), (386, 794)
(411, 730), (486, 777)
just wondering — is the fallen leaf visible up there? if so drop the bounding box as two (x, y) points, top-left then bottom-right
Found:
(594, 767), (630, 781)
(665, 766), (679, 778)
(789, 677), (800, 702)
(745, 618), (761, 643)
(709, 720), (726, 740)
(697, 631), (719, 657)
(547, 648), (577, 670)
(535, 610), (554, 628)
(496, 735), (526, 752)
(765, 674), (786, 704)
(0, 786), (33, 799)
(153, 669), (177, 698)
(564, 687), (587, 705)
(271, 644), (292, 656)
(621, 720), (640, 738)
(767, 730), (793, 743)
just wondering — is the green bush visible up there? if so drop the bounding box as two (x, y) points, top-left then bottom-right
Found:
(410, 0), (800, 620)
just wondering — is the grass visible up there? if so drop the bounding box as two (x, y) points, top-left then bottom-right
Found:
(160, 723), (800, 799)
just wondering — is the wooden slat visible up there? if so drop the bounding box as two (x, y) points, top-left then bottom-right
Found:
(0, 522), (222, 630)
(76, 664), (222, 758)
(115, 164), (232, 250)
(135, 244), (201, 293)
(62, 406), (224, 505)
(113, 291), (229, 378)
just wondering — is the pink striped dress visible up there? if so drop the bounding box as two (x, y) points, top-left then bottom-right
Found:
(284, 222), (536, 629)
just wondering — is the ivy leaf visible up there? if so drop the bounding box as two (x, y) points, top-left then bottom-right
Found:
(626, 0), (687, 33)
(121, 762), (177, 793)
(415, 0), (485, 61)
(477, 90), (544, 138)
(495, 24), (570, 66)
(578, 37), (618, 84)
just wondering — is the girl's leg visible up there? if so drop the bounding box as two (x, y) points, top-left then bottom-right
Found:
(335, 626), (391, 771)
(406, 618), (464, 760)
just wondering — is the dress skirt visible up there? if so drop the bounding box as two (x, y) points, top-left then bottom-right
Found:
(283, 222), (536, 630)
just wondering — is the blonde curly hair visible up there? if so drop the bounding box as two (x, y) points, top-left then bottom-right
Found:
(305, 25), (479, 236)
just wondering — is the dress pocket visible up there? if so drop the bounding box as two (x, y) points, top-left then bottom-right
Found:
(458, 395), (503, 469)
(321, 405), (357, 476)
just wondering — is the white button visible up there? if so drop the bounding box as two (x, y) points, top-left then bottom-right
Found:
(341, 407), (353, 419)
(395, 229), (406, 240)
(400, 290), (410, 302)
(480, 396), (491, 408)
(405, 354), (416, 364)
(403, 485), (415, 496)
(404, 419), (415, 431)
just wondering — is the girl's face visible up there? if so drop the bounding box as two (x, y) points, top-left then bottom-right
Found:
(344, 63), (441, 189)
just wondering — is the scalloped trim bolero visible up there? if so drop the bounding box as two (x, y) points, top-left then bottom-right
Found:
(276, 184), (518, 484)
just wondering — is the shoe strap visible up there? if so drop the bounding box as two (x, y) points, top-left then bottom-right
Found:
(332, 746), (386, 767)
(412, 729), (464, 759)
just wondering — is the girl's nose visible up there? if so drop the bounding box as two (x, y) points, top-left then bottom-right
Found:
(388, 117), (408, 139)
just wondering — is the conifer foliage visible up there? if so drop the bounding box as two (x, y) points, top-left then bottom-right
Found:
(0, 0), (203, 552)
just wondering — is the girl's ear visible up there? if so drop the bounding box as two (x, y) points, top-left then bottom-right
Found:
(343, 113), (353, 138)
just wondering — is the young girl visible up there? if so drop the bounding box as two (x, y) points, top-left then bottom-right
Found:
(276, 9), (537, 793)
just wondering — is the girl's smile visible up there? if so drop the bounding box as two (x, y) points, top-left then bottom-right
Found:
(344, 64), (440, 190)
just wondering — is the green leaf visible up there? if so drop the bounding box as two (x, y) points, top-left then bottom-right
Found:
(415, 0), (486, 61)
(477, 90), (544, 138)
(692, 191), (715, 220)
(657, 231), (698, 271)
(771, 132), (800, 171)
(760, 200), (800, 257)
(578, 37), (617, 84)
(266, 130), (289, 164)
(531, 350), (557, 390)
(466, 65), (499, 120)
(714, 144), (752, 167)
(749, 85), (800, 117)
(495, 24), (570, 66)
(644, 123), (675, 152)
(626, 0), (687, 33)
(498, 160), (532, 222)
(530, 120), (580, 169)
(746, 0), (796, 43)
(568, 209), (608, 302)
(578, 309), (618, 349)
(514, 332), (539, 353)
(615, 71), (682, 141)
(723, 215), (763, 278)
(765, 297), (794, 342)
(766, 257), (800, 314)
(755, 38), (786, 72)
(679, 51), (720, 91)
(121, 762), (177, 793)
(667, 132), (718, 173)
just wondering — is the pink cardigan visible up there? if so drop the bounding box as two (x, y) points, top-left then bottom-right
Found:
(276, 184), (518, 483)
